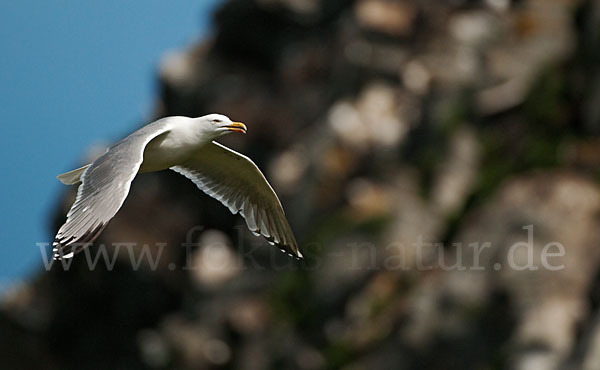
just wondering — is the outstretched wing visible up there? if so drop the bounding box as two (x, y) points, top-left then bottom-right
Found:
(53, 120), (172, 260)
(171, 141), (302, 259)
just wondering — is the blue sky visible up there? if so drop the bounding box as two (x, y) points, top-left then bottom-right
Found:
(0, 0), (221, 289)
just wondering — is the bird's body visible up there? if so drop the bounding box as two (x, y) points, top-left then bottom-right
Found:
(53, 114), (302, 260)
(139, 117), (206, 173)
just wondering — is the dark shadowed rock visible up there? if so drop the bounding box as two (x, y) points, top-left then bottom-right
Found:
(4, 0), (600, 369)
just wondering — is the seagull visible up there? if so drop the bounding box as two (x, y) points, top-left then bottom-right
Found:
(53, 114), (302, 260)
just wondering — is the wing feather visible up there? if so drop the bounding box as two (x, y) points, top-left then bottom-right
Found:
(53, 120), (172, 260)
(171, 141), (302, 258)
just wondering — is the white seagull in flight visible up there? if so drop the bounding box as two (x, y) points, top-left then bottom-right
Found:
(53, 114), (302, 260)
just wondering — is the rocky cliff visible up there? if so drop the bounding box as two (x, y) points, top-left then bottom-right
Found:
(4, 0), (600, 369)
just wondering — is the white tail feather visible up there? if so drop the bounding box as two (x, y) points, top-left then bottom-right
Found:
(57, 164), (91, 185)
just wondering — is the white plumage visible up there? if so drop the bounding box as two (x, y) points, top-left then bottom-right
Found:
(53, 114), (302, 260)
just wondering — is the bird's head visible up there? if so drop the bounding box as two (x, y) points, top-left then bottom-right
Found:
(196, 114), (247, 138)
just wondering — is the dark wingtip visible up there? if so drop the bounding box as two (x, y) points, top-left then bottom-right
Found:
(52, 222), (106, 260)
(266, 237), (303, 260)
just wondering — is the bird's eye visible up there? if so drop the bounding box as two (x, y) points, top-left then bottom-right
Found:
(212, 119), (221, 124)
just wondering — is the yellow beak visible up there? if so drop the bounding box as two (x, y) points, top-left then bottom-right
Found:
(225, 121), (247, 134)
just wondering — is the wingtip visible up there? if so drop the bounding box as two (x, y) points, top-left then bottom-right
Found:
(51, 222), (106, 261)
(276, 244), (303, 260)
(52, 242), (75, 260)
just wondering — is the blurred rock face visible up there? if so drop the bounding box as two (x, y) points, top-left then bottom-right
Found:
(4, 0), (600, 369)
(403, 173), (600, 370)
